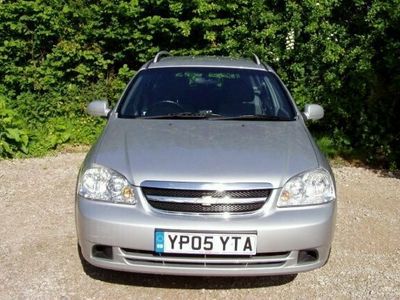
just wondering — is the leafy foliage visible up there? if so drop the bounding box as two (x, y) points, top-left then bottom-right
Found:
(0, 96), (29, 157)
(0, 0), (399, 168)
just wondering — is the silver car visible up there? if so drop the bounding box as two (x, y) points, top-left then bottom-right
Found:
(76, 52), (336, 276)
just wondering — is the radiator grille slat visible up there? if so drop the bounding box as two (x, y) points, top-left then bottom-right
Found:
(142, 188), (271, 199)
(147, 200), (265, 212)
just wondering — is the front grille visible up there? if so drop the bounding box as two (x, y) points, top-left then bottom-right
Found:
(142, 188), (271, 199)
(148, 200), (265, 213)
(142, 186), (271, 213)
(120, 248), (290, 268)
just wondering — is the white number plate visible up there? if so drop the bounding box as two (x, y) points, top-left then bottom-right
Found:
(154, 230), (257, 255)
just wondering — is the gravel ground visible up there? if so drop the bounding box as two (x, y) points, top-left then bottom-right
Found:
(0, 152), (399, 299)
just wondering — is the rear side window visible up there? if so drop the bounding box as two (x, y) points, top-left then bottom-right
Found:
(117, 67), (296, 119)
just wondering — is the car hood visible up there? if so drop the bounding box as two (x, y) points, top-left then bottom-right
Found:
(91, 119), (318, 188)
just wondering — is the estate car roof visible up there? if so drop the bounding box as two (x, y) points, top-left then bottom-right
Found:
(140, 53), (273, 71)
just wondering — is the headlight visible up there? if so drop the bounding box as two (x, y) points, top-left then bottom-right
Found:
(78, 165), (136, 205)
(277, 169), (335, 207)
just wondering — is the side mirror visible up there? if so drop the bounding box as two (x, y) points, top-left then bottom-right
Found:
(303, 104), (324, 121)
(87, 100), (111, 118)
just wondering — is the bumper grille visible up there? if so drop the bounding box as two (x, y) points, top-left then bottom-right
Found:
(142, 186), (271, 213)
(120, 248), (290, 268)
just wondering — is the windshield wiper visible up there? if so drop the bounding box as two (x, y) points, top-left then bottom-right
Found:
(138, 112), (292, 121)
(211, 114), (294, 121)
(139, 112), (222, 119)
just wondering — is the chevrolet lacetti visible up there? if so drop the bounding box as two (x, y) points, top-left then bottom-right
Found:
(75, 52), (336, 276)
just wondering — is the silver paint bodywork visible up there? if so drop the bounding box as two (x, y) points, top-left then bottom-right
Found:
(87, 119), (320, 188)
(76, 56), (336, 276)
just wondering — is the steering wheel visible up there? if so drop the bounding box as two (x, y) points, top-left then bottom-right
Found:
(146, 100), (185, 116)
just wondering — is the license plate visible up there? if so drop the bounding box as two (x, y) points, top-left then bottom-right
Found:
(154, 230), (257, 255)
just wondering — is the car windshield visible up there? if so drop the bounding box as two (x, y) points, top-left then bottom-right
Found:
(117, 67), (296, 120)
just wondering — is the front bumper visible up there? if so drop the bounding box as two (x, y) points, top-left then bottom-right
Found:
(76, 189), (336, 276)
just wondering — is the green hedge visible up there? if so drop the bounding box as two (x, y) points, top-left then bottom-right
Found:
(1, 1), (399, 168)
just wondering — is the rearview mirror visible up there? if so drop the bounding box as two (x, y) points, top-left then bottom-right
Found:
(303, 104), (324, 121)
(87, 100), (111, 118)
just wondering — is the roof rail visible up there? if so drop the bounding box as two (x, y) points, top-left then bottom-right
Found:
(252, 53), (261, 65)
(153, 51), (170, 63)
